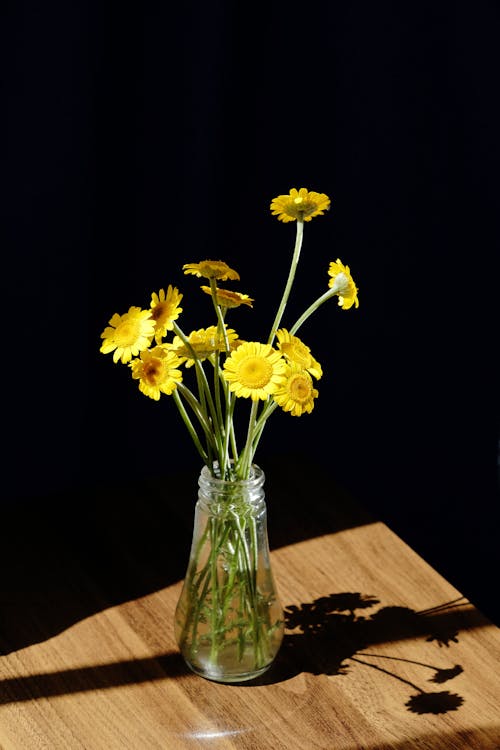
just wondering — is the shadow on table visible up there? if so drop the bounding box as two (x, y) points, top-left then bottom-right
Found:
(248, 591), (483, 716)
(0, 652), (187, 705)
(0, 591), (484, 712)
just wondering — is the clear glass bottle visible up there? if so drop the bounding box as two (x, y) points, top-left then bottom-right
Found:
(174, 462), (284, 683)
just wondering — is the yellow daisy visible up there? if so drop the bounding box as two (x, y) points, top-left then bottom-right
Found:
(273, 363), (319, 416)
(182, 260), (240, 281)
(167, 326), (240, 367)
(270, 187), (330, 223)
(327, 258), (359, 310)
(150, 285), (183, 344)
(276, 329), (323, 379)
(223, 341), (287, 401)
(200, 285), (254, 309)
(129, 346), (183, 400)
(100, 306), (155, 364)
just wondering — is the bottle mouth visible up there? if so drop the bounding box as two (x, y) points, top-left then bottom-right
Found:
(200, 461), (265, 489)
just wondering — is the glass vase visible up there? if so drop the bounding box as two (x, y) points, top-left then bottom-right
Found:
(174, 462), (284, 683)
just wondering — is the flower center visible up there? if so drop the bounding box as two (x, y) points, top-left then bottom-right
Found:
(151, 303), (167, 321)
(143, 360), (163, 385)
(288, 374), (312, 403)
(116, 321), (141, 346)
(237, 356), (273, 388)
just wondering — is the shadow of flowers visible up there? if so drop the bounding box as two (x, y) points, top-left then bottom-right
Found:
(405, 691), (464, 714)
(257, 592), (469, 715)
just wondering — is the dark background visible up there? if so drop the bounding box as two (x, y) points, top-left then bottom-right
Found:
(3, 2), (500, 624)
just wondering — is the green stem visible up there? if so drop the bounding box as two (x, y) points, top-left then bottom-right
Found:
(176, 383), (217, 454)
(209, 279), (231, 353)
(236, 220), (306, 480)
(252, 398), (278, 437)
(209, 517), (220, 662)
(178, 524), (211, 654)
(216, 374), (238, 474)
(239, 400), (260, 479)
(227, 394), (239, 465)
(173, 321), (223, 461)
(212, 351), (224, 461)
(221, 534), (239, 620)
(290, 286), (338, 336)
(250, 400), (279, 457)
(241, 514), (263, 664)
(179, 503), (271, 672)
(267, 220), (304, 346)
(209, 279), (233, 478)
(231, 514), (261, 663)
(172, 389), (210, 465)
(194, 367), (215, 468)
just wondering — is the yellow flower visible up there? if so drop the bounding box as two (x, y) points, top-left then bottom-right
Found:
(200, 285), (254, 309)
(150, 285), (183, 344)
(223, 341), (287, 401)
(129, 346), (183, 400)
(168, 326), (241, 367)
(183, 260), (240, 281)
(100, 306), (155, 364)
(327, 258), (359, 310)
(270, 187), (330, 223)
(273, 363), (319, 416)
(276, 329), (323, 379)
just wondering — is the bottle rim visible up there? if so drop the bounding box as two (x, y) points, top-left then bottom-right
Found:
(199, 461), (265, 489)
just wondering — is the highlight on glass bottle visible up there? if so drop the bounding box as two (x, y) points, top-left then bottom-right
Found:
(174, 462), (284, 683)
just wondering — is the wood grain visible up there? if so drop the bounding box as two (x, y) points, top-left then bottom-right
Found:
(1, 465), (499, 749)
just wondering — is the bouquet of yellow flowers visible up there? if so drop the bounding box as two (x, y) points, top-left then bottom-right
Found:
(99, 186), (359, 683)
(99, 187), (359, 481)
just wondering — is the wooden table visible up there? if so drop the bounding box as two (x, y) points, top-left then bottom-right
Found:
(1, 458), (499, 749)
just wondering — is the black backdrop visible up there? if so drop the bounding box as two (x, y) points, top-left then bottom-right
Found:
(3, 2), (500, 623)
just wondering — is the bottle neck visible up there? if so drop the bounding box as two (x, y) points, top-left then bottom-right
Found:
(198, 462), (266, 516)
